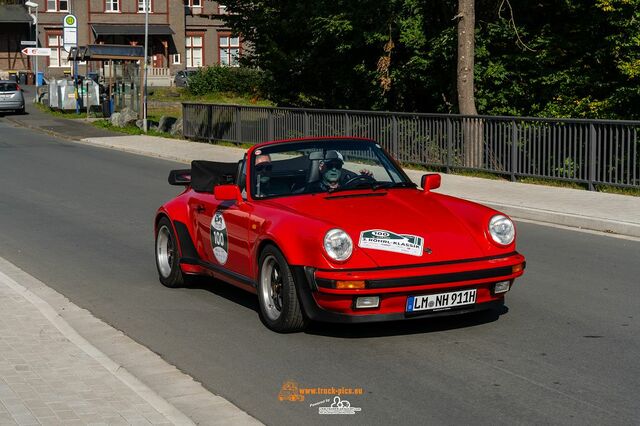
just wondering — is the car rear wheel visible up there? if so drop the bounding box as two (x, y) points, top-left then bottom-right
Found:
(155, 217), (185, 288)
(258, 245), (307, 332)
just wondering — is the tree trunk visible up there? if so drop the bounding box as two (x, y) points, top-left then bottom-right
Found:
(457, 0), (483, 168)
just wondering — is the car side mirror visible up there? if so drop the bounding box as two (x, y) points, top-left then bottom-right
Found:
(168, 169), (191, 186)
(421, 174), (441, 193)
(214, 184), (243, 203)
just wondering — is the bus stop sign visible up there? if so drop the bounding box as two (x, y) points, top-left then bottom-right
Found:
(63, 14), (77, 53)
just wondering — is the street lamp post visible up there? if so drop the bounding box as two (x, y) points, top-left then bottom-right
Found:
(143, 0), (149, 132)
(25, 1), (39, 86)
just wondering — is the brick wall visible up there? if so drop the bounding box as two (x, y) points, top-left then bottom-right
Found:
(7, 0), (238, 79)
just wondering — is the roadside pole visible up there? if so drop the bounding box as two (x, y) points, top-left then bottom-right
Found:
(143, 0), (149, 132)
(25, 2), (39, 86)
(63, 14), (78, 113)
(35, 6), (38, 87)
(75, 60), (79, 114)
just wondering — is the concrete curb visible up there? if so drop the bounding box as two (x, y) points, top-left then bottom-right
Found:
(6, 115), (84, 143)
(0, 256), (262, 426)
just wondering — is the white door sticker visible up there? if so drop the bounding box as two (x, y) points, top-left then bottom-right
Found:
(210, 210), (228, 264)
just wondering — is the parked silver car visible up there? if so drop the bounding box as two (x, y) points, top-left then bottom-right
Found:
(0, 81), (25, 114)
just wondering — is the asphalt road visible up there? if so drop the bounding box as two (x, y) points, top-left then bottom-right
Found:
(0, 119), (639, 425)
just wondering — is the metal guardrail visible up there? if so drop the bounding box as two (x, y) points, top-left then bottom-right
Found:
(182, 103), (640, 190)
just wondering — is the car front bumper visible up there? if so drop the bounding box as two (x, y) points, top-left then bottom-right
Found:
(294, 252), (525, 323)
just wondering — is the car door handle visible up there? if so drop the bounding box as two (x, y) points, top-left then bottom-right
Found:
(195, 204), (206, 213)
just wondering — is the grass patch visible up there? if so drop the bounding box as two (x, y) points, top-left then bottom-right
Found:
(147, 87), (274, 107)
(399, 162), (507, 180)
(214, 140), (255, 150)
(35, 102), (102, 118)
(595, 185), (640, 197)
(146, 88), (274, 119)
(517, 177), (586, 190)
(148, 105), (182, 118)
(451, 169), (506, 181)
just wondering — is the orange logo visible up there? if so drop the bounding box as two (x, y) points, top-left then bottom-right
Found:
(278, 381), (305, 402)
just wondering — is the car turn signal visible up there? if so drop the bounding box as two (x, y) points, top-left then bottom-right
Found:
(512, 263), (524, 274)
(335, 280), (366, 289)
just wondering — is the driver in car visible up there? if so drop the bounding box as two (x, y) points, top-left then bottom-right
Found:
(309, 150), (373, 192)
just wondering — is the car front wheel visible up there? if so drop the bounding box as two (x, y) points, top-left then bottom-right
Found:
(155, 217), (185, 288)
(257, 245), (307, 332)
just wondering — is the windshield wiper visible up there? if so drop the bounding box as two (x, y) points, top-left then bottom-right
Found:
(327, 183), (375, 194)
(371, 182), (417, 190)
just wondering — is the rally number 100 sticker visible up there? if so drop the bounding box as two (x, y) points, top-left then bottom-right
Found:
(210, 210), (228, 265)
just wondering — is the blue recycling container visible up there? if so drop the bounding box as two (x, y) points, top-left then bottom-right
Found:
(36, 72), (44, 86)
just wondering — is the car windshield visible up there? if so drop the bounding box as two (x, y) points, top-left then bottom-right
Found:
(0, 83), (18, 92)
(251, 139), (414, 199)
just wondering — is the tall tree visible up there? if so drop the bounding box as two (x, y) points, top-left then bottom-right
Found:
(222, 0), (639, 120)
(456, 0), (482, 167)
(456, 0), (477, 116)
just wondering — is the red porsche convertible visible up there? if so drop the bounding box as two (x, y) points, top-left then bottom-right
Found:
(155, 137), (525, 332)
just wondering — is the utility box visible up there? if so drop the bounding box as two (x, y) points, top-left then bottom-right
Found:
(48, 79), (77, 110)
(81, 79), (100, 109)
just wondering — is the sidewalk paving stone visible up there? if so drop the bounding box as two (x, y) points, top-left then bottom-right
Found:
(0, 254), (261, 425)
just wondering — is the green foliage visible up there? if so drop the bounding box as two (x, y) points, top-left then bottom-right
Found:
(187, 66), (265, 98)
(222, 0), (640, 119)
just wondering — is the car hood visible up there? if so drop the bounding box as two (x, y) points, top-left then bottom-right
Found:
(265, 189), (491, 267)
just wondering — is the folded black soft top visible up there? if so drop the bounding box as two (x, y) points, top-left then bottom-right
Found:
(190, 160), (237, 193)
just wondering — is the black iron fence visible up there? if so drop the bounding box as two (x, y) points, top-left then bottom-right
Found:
(182, 103), (640, 190)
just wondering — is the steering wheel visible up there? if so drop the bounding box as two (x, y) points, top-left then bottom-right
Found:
(342, 174), (376, 188)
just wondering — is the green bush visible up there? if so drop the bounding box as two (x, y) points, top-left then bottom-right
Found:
(187, 66), (264, 97)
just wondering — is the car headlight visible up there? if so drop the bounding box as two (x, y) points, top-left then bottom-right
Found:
(323, 228), (353, 261)
(488, 215), (515, 245)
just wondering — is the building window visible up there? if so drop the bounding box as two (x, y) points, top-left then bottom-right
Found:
(184, 0), (201, 7)
(218, 4), (227, 14)
(219, 35), (240, 67)
(138, 0), (152, 13)
(185, 35), (203, 68)
(48, 34), (69, 68)
(172, 54), (181, 65)
(47, 0), (68, 11)
(105, 0), (119, 12)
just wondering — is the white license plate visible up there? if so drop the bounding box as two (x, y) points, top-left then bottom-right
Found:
(406, 289), (477, 313)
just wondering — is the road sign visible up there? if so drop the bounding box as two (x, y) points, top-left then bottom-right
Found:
(20, 40), (37, 46)
(21, 47), (51, 56)
(63, 14), (77, 53)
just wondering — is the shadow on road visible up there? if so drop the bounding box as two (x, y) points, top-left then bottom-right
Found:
(183, 275), (507, 338)
(186, 275), (259, 312)
(306, 305), (507, 338)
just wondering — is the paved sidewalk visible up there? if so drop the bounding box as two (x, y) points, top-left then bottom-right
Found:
(0, 257), (260, 426)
